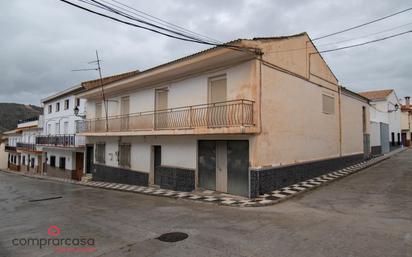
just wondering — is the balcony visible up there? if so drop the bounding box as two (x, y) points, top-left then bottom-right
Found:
(5, 145), (17, 152)
(16, 142), (39, 152)
(76, 99), (255, 134)
(36, 135), (86, 148)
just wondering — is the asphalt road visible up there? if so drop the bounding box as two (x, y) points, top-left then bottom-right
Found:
(1, 150), (411, 257)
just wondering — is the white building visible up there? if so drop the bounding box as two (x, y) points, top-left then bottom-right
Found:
(4, 130), (22, 171)
(360, 89), (402, 154)
(17, 116), (44, 174)
(36, 85), (88, 180)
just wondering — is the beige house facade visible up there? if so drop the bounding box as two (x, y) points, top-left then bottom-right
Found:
(76, 33), (370, 197)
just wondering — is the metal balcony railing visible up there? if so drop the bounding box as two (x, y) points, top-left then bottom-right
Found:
(5, 145), (17, 152)
(16, 142), (37, 151)
(18, 116), (39, 124)
(76, 99), (254, 133)
(36, 134), (85, 147)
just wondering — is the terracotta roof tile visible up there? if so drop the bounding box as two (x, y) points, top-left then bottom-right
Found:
(358, 89), (393, 100)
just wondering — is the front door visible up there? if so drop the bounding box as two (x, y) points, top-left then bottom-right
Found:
(401, 132), (407, 146)
(153, 146), (161, 185)
(215, 141), (227, 192)
(74, 152), (84, 181)
(198, 140), (249, 196)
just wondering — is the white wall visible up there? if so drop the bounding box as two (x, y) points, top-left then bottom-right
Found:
(369, 92), (401, 142)
(370, 121), (381, 147)
(44, 148), (76, 170)
(387, 92), (401, 140)
(86, 60), (255, 119)
(21, 128), (42, 144)
(0, 142), (8, 169)
(43, 96), (86, 135)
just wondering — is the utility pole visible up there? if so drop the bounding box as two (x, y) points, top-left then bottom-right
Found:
(72, 50), (109, 132)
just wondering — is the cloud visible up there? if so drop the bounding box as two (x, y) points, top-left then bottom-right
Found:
(0, 0), (411, 105)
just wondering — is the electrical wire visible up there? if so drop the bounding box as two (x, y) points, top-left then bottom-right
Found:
(59, 0), (216, 45)
(107, 0), (223, 44)
(317, 30), (412, 54)
(313, 7), (412, 40)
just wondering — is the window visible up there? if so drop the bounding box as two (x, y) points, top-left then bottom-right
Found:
(48, 105), (52, 114)
(120, 96), (130, 131)
(55, 123), (60, 134)
(322, 94), (335, 114)
(208, 76), (227, 103)
(76, 98), (80, 107)
(22, 156), (26, 165)
(63, 121), (69, 134)
(56, 102), (60, 112)
(95, 143), (105, 164)
(118, 143), (131, 168)
(50, 156), (56, 167)
(31, 158), (35, 168)
(64, 99), (70, 110)
(59, 157), (66, 169)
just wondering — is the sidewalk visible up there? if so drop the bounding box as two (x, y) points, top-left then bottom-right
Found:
(1, 148), (406, 207)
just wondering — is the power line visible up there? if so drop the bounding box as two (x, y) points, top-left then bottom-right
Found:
(317, 21), (412, 47)
(59, 0), (216, 45)
(59, 0), (258, 53)
(107, 0), (222, 44)
(317, 30), (412, 54)
(313, 7), (412, 41)
(85, 0), (214, 44)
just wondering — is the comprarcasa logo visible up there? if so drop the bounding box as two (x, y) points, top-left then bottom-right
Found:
(12, 225), (96, 253)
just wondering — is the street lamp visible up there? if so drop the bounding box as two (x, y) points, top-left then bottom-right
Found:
(73, 106), (86, 119)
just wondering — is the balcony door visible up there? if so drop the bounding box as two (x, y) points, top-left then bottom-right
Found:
(208, 76), (227, 127)
(95, 102), (103, 132)
(120, 96), (130, 131)
(155, 89), (168, 129)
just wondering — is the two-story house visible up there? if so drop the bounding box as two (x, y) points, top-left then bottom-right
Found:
(36, 85), (88, 180)
(359, 89), (402, 154)
(75, 32), (370, 198)
(400, 96), (411, 147)
(4, 129), (22, 171)
(16, 116), (44, 174)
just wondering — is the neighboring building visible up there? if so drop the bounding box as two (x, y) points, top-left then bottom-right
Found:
(36, 85), (88, 180)
(75, 32), (371, 198)
(400, 96), (412, 147)
(4, 129), (22, 171)
(359, 89), (401, 154)
(0, 135), (9, 170)
(16, 116), (44, 174)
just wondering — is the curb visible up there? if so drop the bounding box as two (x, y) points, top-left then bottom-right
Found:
(1, 148), (406, 208)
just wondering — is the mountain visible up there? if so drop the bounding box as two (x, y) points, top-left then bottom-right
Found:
(0, 103), (43, 133)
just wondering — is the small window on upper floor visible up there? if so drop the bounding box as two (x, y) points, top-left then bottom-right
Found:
(56, 102), (60, 112)
(48, 105), (52, 114)
(76, 98), (80, 107)
(322, 94), (335, 114)
(64, 99), (70, 110)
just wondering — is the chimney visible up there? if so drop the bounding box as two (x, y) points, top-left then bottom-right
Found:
(406, 96), (410, 109)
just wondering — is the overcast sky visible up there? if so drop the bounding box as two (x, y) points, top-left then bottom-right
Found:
(1, 0), (411, 106)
